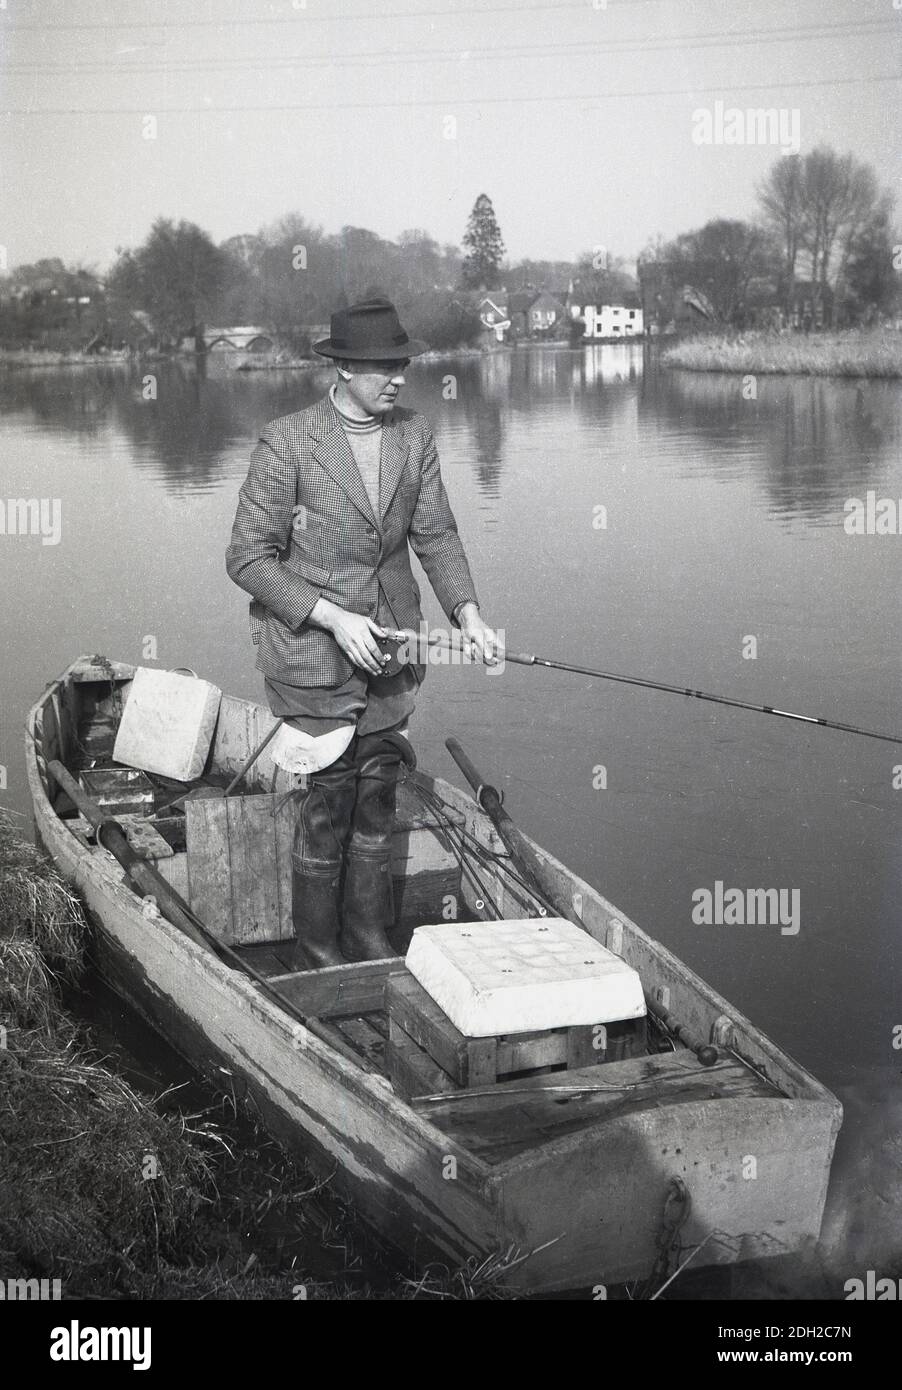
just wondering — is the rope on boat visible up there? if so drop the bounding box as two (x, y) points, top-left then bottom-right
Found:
(636, 1177), (692, 1300)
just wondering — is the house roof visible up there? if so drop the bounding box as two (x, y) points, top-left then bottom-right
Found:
(529, 291), (566, 313)
(461, 288), (508, 308)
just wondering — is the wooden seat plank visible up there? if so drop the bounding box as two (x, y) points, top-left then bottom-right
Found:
(333, 1016), (388, 1072)
(414, 1049), (783, 1163)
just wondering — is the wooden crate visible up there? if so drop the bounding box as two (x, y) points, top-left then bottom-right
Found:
(185, 780), (464, 947)
(386, 971), (646, 1101)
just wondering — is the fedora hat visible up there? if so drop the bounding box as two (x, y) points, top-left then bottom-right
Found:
(313, 297), (427, 361)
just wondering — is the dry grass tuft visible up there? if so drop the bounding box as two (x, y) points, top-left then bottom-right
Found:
(0, 815), (217, 1291)
(661, 328), (902, 378)
(0, 1024), (218, 1288)
(0, 811), (86, 981)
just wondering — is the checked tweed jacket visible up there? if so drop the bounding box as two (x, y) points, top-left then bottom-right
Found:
(226, 394), (479, 686)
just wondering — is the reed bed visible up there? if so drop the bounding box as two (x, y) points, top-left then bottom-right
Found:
(661, 328), (902, 378)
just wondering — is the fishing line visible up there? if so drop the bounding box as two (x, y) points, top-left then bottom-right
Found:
(404, 776), (504, 920)
(409, 777), (558, 918)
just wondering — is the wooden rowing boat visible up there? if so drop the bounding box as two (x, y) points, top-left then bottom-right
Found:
(26, 655), (842, 1294)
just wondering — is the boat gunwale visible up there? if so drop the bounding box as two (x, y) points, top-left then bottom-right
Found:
(25, 657), (842, 1165)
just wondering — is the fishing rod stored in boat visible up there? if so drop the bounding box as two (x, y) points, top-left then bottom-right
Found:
(444, 736), (718, 1067)
(429, 638), (902, 747)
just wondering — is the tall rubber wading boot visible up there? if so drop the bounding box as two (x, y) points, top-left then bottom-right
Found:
(340, 733), (415, 963)
(290, 751), (358, 971)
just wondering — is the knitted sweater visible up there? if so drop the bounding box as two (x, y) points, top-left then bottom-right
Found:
(329, 384), (382, 518)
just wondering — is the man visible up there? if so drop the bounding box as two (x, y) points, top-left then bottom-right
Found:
(226, 296), (499, 969)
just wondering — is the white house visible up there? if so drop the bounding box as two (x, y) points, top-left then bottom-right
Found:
(571, 304), (644, 339)
(476, 295), (511, 343)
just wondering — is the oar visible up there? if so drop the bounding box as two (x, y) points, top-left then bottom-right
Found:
(445, 736), (718, 1067)
(46, 759), (341, 1053)
(427, 638), (902, 747)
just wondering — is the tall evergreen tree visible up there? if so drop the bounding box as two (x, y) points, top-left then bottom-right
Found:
(460, 194), (506, 289)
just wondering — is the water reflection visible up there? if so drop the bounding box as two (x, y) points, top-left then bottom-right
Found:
(2, 347), (899, 528)
(0, 359), (333, 493)
(1, 346), (647, 500)
(644, 365), (902, 526)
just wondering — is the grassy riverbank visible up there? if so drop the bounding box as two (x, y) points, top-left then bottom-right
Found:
(0, 344), (494, 373)
(0, 348), (135, 369)
(0, 814), (516, 1300)
(661, 328), (902, 378)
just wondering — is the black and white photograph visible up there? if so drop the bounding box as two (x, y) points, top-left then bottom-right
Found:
(0, 0), (900, 1349)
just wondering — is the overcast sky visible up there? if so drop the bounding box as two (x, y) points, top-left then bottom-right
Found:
(2, 0), (900, 273)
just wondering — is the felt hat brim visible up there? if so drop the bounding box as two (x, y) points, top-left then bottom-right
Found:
(313, 337), (428, 360)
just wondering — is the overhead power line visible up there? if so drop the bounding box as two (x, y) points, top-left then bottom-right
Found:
(3, 69), (898, 115)
(0, 0), (757, 29)
(4, 17), (896, 74)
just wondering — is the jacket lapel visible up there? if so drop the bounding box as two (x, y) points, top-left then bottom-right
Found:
(379, 415), (410, 523)
(311, 398), (379, 528)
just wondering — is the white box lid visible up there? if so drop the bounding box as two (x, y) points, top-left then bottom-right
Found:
(405, 917), (646, 1037)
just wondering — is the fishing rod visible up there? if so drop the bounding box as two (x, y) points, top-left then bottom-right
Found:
(419, 636), (902, 748)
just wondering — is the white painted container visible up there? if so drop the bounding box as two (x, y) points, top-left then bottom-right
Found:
(406, 917), (647, 1037)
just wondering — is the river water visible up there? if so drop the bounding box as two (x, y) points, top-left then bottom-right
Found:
(1, 344), (900, 1283)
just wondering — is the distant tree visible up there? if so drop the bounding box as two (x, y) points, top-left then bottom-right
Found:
(757, 146), (895, 323)
(842, 201), (901, 320)
(335, 225), (402, 302)
(506, 258), (574, 293)
(757, 154), (804, 311)
(253, 213), (331, 330)
(0, 258), (105, 347)
(106, 219), (225, 347)
(220, 233), (265, 270)
(400, 289), (482, 350)
(656, 219), (775, 325)
(800, 148), (861, 300)
(460, 194), (506, 289)
(565, 312), (587, 346)
(213, 234), (267, 324)
(397, 229), (444, 292)
(572, 249), (637, 305)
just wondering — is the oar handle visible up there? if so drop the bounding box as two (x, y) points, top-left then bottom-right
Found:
(445, 735), (498, 808)
(646, 994), (718, 1067)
